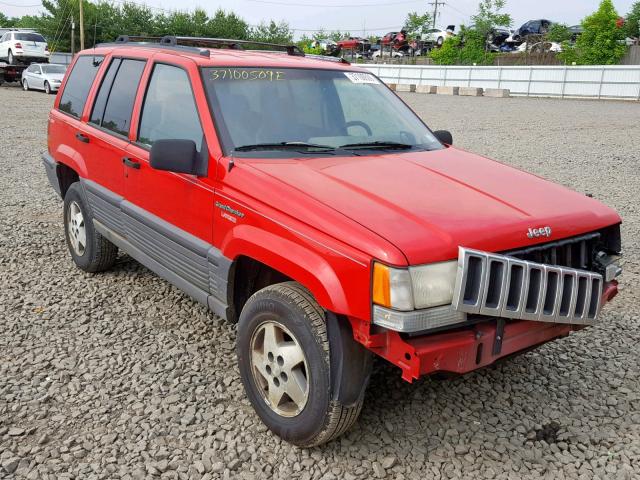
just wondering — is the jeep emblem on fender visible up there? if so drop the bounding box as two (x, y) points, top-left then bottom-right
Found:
(527, 226), (552, 238)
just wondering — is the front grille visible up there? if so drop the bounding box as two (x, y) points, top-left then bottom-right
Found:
(506, 232), (600, 271)
(452, 247), (603, 325)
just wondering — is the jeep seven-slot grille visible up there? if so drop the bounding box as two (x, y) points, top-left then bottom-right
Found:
(452, 247), (603, 325)
(506, 232), (600, 271)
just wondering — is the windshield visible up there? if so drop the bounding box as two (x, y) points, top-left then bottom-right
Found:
(15, 33), (46, 42)
(202, 67), (441, 155)
(41, 65), (66, 74)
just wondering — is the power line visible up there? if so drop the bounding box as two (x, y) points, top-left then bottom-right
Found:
(428, 0), (446, 28)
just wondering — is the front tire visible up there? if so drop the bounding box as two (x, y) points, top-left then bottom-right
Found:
(44, 81), (52, 94)
(22, 79), (29, 91)
(63, 182), (118, 272)
(237, 282), (365, 447)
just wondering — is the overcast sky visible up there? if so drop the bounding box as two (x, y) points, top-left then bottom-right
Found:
(2, 0), (636, 38)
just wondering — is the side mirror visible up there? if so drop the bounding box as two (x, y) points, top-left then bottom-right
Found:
(433, 130), (453, 146)
(150, 139), (199, 175)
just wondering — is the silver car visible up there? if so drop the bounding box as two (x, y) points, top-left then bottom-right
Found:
(21, 63), (66, 94)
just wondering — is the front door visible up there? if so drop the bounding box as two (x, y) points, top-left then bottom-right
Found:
(123, 59), (216, 298)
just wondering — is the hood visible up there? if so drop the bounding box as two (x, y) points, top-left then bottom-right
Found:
(45, 73), (65, 82)
(243, 148), (621, 265)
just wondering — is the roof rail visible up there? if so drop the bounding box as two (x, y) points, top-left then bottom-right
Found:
(107, 35), (305, 58)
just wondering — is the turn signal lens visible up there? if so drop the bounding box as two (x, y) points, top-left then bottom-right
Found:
(372, 262), (391, 307)
(372, 262), (414, 311)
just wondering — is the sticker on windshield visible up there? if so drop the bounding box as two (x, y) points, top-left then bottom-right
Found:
(344, 72), (379, 84)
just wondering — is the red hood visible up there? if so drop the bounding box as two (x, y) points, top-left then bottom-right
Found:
(243, 148), (621, 265)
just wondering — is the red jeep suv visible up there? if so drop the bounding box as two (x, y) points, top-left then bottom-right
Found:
(43, 36), (622, 447)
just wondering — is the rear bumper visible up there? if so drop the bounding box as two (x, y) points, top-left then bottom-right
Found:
(364, 280), (618, 382)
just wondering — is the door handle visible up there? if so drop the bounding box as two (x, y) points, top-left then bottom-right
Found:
(122, 157), (140, 169)
(75, 132), (90, 143)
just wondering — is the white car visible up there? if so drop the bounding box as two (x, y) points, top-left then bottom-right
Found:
(420, 26), (456, 47)
(21, 63), (66, 94)
(371, 49), (404, 59)
(0, 31), (49, 65)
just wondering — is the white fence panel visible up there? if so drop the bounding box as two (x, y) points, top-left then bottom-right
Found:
(362, 64), (640, 100)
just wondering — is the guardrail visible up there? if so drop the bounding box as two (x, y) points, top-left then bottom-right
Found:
(362, 64), (640, 100)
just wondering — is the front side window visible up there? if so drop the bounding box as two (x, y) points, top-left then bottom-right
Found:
(202, 68), (441, 155)
(42, 65), (66, 74)
(90, 58), (145, 136)
(138, 64), (203, 150)
(58, 55), (103, 118)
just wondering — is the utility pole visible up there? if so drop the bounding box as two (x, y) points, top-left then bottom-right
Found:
(79, 0), (85, 51)
(71, 16), (75, 56)
(428, 0), (446, 29)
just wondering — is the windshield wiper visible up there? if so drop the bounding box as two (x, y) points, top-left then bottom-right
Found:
(338, 141), (414, 150)
(234, 142), (336, 152)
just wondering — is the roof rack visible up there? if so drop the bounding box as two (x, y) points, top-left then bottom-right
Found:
(103, 35), (306, 59)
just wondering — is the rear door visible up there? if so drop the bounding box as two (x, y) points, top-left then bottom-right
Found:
(79, 55), (147, 234)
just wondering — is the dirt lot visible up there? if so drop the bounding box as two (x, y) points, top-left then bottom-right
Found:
(1, 84), (639, 480)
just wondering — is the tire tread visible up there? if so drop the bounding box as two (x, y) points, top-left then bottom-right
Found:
(255, 282), (363, 447)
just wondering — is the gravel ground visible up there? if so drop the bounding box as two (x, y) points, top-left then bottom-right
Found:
(1, 84), (639, 480)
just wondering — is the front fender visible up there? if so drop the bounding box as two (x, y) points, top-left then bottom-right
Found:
(222, 224), (369, 318)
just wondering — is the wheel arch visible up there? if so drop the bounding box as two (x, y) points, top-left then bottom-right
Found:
(224, 226), (353, 322)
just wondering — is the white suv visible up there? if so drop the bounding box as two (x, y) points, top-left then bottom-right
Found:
(0, 31), (49, 65)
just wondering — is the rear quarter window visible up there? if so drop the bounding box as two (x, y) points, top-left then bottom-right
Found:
(58, 55), (104, 118)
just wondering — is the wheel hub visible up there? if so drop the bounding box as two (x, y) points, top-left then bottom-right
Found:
(250, 320), (309, 417)
(67, 201), (86, 256)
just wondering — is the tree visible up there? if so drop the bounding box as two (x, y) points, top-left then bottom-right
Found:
(471, 0), (512, 40)
(561, 0), (627, 65)
(547, 23), (573, 43)
(624, 1), (640, 40)
(403, 11), (432, 38)
(250, 20), (293, 44)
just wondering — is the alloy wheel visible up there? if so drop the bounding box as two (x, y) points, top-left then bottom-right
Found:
(67, 201), (86, 256)
(250, 320), (309, 417)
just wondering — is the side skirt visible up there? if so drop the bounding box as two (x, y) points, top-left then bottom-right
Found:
(94, 219), (229, 319)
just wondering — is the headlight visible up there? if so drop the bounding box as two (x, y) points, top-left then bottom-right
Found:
(409, 261), (457, 308)
(372, 260), (457, 311)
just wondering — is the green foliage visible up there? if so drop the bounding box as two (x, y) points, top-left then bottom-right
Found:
(547, 23), (573, 43)
(430, 28), (495, 65)
(429, 36), (461, 65)
(403, 11), (432, 37)
(430, 0), (510, 66)
(624, 1), (640, 39)
(471, 0), (512, 40)
(3, 0), (293, 53)
(302, 44), (324, 55)
(560, 0), (626, 65)
(250, 20), (293, 44)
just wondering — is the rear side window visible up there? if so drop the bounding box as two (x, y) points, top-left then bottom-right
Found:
(138, 64), (203, 150)
(58, 55), (104, 118)
(90, 58), (146, 136)
(15, 33), (46, 42)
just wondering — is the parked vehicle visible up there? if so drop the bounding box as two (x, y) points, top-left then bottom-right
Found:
(372, 48), (404, 59)
(21, 63), (66, 94)
(0, 30), (49, 64)
(44, 35), (622, 447)
(420, 25), (456, 47)
(337, 36), (371, 53)
(512, 19), (554, 42)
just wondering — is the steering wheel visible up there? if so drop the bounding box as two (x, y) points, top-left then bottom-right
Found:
(345, 120), (373, 136)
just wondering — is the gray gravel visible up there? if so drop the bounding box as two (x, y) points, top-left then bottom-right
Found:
(1, 84), (639, 479)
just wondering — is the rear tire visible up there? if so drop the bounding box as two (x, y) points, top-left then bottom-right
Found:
(8, 50), (14, 65)
(237, 282), (365, 447)
(63, 182), (118, 273)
